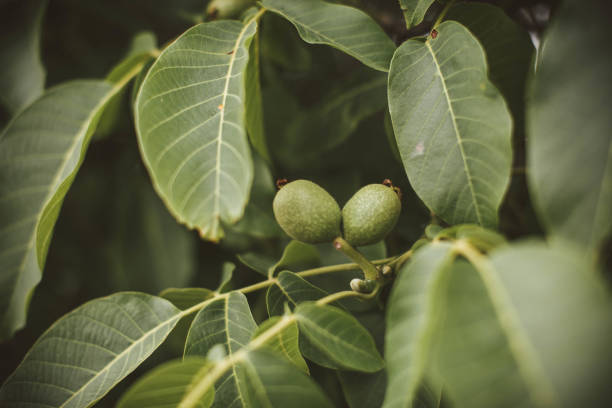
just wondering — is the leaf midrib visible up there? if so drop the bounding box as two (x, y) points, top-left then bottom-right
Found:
(425, 38), (483, 225)
(59, 313), (180, 408)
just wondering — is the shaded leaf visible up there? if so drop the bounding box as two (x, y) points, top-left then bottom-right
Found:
(253, 317), (309, 373)
(383, 242), (455, 408)
(117, 357), (214, 408)
(295, 302), (384, 372)
(398, 0), (435, 29)
(267, 271), (328, 316)
(436, 243), (612, 408)
(135, 18), (260, 241)
(338, 369), (387, 408)
(184, 292), (258, 408)
(278, 68), (388, 169)
(0, 293), (182, 407)
(388, 21), (512, 227)
(160, 288), (215, 310)
(0, 0), (47, 115)
(261, 0), (395, 72)
(0, 72), (144, 339)
(446, 3), (533, 131)
(244, 29), (269, 161)
(527, 1), (612, 252)
(268, 240), (320, 278)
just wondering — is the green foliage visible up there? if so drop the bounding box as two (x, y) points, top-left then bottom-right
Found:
(388, 21), (512, 228)
(1, 1), (611, 407)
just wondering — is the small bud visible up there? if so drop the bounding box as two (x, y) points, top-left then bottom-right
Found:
(350, 278), (362, 292)
(381, 265), (393, 276)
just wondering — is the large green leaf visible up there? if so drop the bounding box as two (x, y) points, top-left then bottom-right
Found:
(184, 292), (258, 407)
(252, 317), (309, 374)
(0, 0), (47, 115)
(527, 1), (612, 251)
(383, 242), (455, 408)
(0, 69), (144, 339)
(0, 292), (182, 407)
(135, 18), (260, 241)
(435, 242), (612, 408)
(446, 3), (533, 131)
(261, 0), (395, 72)
(117, 357), (214, 408)
(398, 0), (435, 28)
(267, 270), (328, 316)
(295, 302), (384, 372)
(388, 21), (512, 227)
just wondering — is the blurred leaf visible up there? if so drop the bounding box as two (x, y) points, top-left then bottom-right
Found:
(434, 224), (506, 253)
(184, 292), (258, 407)
(339, 369), (386, 408)
(268, 240), (321, 278)
(295, 302), (384, 372)
(261, 0), (395, 72)
(0, 293), (182, 407)
(217, 262), (235, 293)
(398, 0), (435, 28)
(260, 13), (312, 71)
(107, 168), (196, 294)
(436, 242), (612, 408)
(0, 69), (144, 339)
(384, 242), (455, 408)
(117, 357), (214, 408)
(135, 18), (260, 241)
(0, 0), (47, 115)
(446, 3), (533, 133)
(253, 317), (309, 373)
(527, 1), (612, 253)
(222, 152), (282, 250)
(388, 21), (512, 227)
(384, 110), (402, 163)
(160, 288), (215, 310)
(277, 68), (387, 170)
(245, 30), (270, 161)
(267, 271), (328, 316)
(97, 31), (158, 139)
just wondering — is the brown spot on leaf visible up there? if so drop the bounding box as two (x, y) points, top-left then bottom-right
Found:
(218, 104), (224, 110)
(430, 29), (438, 39)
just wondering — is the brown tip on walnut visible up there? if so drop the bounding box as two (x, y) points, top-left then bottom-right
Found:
(382, 179), (393, 188)
(276, 178), (288, 190)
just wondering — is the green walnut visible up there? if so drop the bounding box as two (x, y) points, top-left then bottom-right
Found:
(342, 184), (401, 246)
(273, 180), (342, 244)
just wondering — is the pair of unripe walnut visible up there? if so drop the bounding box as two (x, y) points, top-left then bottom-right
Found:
(273, 180), (401, 247)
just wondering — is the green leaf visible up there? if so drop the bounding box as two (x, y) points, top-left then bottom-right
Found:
(527, 2), (612, 252)
(0, 72), (144, 339)
(278, 68), (388, 169)
(160, 288), (215, 310)
(135, 18), (260, 241)
(117, 357), (214, 408)
(0, 0), (47, 115)
(261, 0), (395, 72)
(436, 242), (612, 408)
(398, 0), (435, 28)
(217, 262), (235, 293)
(446, 3), (533, 131)
(237, 350), (333, 407)
(388, 21), (512, 227)
(0, 292), (182, 407)
(268, 240), (321, 278)
(253, 317), (309, 374)
(267, 271), (328, 316)
(295, 302), (384, 372)
(244, 29), (270, 162)
(383, 242), (455, 408)
(185, 292), (258, 407)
